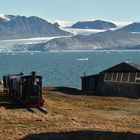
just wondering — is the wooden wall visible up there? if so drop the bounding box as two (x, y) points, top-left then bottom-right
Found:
(97, 73), (140, 98)
(81, 73), (140, 98)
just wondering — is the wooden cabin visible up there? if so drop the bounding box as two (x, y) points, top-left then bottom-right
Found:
(81, 61), (140, 98)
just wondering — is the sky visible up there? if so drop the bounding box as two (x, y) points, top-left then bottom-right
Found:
(0, 0), (140, 24)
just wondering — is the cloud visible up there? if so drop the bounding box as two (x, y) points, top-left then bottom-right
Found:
(45, 18), (74, 27)
(44, 17), (133, 28)
(112, 21), (132, 27)
(54, 20), (74, 27)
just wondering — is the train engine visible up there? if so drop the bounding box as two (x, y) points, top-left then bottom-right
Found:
(3, 71), (44, 107)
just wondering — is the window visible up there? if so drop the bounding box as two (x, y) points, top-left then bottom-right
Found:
(136, 79), (140, 83)
(122, 73), (129, 82)
(112, 73), (117, 81)
(129, 72), (136, 82)
(117, 73), (122, 81)
(104, 73), (112, 81)
(136, 72), (140, 83)
(104, 72), (140, 84)
(136, 72), (140, 77)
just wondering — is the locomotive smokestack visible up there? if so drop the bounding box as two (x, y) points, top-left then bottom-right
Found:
(32, 71), (36, 85)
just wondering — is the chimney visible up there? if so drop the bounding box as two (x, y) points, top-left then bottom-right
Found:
(32, 71), (36, 85)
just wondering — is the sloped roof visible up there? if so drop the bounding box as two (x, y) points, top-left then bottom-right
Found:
(82, 61), (140, 78)
(101, 61), (140, 73)
(81, 74), (99, 78)
(127, 61), (140, 71)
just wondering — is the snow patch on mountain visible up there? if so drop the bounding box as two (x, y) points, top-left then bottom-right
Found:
(0, 13), (10, 21)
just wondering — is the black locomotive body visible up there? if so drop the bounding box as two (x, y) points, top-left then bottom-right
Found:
(3, 71), (44, 107)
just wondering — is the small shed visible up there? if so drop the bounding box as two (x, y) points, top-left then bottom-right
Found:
(81, 61), (140, 98)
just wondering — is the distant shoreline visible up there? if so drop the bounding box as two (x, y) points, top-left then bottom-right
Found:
(0, 49), (140, 53)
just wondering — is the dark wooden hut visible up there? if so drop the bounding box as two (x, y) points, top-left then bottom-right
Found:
(81, 61), (140, 98)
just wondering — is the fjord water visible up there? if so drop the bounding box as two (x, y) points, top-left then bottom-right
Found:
(0, 51), (140, 89)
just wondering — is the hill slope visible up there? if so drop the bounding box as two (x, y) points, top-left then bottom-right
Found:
(71, 20), (117, 29)
(120, 22), (140, 32)
(28, 30), (140, 51)
(0, 15), (70, 40)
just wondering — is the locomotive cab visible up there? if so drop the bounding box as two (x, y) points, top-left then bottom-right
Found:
(3, 71), (44, 107)
(21, 72), (44, 107)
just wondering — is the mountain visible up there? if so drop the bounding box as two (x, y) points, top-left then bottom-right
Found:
(0, 15), (71, 40)
(27, 30), (140, 51)
(0, 14), (11, 23)
(53, 22), (60, 27)
(119, 22), (140, 32)
(71, 20), (117, 29)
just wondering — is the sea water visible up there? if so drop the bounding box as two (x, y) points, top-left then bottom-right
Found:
(0, 50), (140, 89)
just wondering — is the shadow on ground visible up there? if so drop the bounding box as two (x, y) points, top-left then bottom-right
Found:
(0, 93), (24, 109)
(43, 86), (83, 95)
(22, 130), (140, 140)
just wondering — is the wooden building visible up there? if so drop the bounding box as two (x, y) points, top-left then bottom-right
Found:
(81, 61), (140, 98)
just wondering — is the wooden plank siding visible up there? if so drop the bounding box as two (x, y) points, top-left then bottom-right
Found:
(81, 62), (140, 98)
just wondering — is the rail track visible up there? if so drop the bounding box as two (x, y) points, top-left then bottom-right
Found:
(26, 107), (48, 115)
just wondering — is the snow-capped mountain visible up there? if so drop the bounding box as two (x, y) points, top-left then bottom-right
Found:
(26, 30), (140, 51)
(0, 14), (140, 52)
(0, 14), (10, 21)
(71, 20), (117, 30)
(0, 14), (71, 40)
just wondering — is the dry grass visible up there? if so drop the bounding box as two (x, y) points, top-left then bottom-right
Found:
(0, 86), (140, 140)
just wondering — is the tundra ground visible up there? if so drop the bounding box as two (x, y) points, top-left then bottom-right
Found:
(0, 86), (140, 140)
